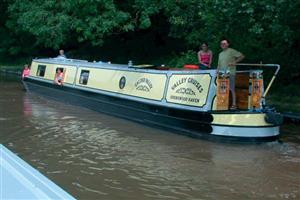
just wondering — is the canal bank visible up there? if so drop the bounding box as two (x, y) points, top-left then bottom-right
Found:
(0, 65), (22, 75)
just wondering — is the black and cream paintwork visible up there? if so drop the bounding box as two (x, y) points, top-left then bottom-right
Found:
(23, 58), (281, 141)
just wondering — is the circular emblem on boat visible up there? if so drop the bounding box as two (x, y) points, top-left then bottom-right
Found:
(119, 76), (126, 89)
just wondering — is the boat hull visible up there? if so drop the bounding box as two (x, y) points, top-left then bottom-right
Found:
(23, 78), (280, 142)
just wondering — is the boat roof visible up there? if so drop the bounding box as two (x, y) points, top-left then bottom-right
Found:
(32, 58), (267, 74)
(33, 58), (153, 70)
(32, 58), (217, 74)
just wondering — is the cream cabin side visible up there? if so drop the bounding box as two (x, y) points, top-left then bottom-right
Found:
(30, 60), (77, 85)
(74, 67), (168, 101)
(29, 59), (218, 111)
(73, 67), (217, 111)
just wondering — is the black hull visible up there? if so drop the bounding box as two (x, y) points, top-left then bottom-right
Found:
(23, 79), (278, 143)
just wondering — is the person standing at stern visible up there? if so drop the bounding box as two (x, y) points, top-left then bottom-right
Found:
(198, 42), (213, 69)
(217, 39), (245, 109)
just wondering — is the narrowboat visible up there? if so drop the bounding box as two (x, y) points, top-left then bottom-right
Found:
(22, 57), (283, 142)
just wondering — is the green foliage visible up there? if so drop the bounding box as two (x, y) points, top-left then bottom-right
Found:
(167, 50), (198, 68)
(7, 0), (133, 49)
(268, 85), (300, 113)
(161, 0), (298, 53)
(0, 0), (299, 86)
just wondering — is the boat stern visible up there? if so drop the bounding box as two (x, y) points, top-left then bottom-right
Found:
(211, 112), (282, 139)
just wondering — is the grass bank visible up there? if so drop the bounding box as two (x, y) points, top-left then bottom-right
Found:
(268, 85), (300, 113)
(0, 64), (22, 75)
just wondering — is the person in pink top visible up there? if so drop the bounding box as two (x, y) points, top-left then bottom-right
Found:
(197, 42), (213, 69)
(54, 68), (64, 85)
(22, 64), (30, 79)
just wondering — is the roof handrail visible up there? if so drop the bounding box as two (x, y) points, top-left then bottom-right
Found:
(53, 58), (89, 62)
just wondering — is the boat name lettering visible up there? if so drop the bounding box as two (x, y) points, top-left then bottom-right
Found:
(187, 78), (203, 93)
(135, 78), (153, 92)
(170, 95), (200, 103)
(171, 77), (187, 90)
(171, 77), (203, 93)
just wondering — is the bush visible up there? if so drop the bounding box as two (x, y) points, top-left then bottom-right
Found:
(166, 50), (198, 68)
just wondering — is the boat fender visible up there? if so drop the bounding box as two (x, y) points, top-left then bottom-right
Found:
(184, 64), (199, 70)
(265, 112), (283, 125)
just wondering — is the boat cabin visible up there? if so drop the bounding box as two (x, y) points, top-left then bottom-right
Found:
(28, 58), (267, 112)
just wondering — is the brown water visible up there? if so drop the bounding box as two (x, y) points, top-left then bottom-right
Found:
(1, 74), (300, 200)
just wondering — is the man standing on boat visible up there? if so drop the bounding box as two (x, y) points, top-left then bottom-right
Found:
(217, 39), (245, 109)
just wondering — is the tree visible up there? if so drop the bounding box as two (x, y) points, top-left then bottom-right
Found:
(7, 0), (134, 49)
(2, 0), (299, 84)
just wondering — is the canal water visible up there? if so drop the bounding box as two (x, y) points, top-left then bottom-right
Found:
(1, 74), (299, 200)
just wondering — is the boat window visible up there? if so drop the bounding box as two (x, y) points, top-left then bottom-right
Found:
(36, 65), (46, 77)
(79, 70), (89, 85)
